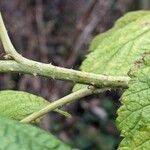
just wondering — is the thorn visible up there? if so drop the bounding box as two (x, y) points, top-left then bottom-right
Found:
(33, 73), (37, 76)
(4, 54), (12, 60)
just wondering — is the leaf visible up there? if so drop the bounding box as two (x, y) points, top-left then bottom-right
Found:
(90, 11), (150, 52)
(117, 57), (150, 149)
(118, 126), (150, 150)
(0, 117), (71, 150)
(73, 11), (150, 91)
(116, 65), (150, 136)
(0, 90), (70, 120)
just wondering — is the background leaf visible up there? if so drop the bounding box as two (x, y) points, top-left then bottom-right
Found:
(0, 90), (70, 120)
(73, 11), (150, 91)
(0, 117), (71, 150)
(90, 11), (150, 52)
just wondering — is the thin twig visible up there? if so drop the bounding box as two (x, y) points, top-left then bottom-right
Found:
(21, 86), (108, 123)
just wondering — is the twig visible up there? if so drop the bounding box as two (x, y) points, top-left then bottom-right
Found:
(0, 12), (130, 123)
(0, 13), (130, 88)
(21, 86), (108, 123)
(0, 60), (130, 88)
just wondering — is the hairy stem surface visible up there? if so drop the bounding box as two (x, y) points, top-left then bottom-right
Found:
(0, 60), (129, 88)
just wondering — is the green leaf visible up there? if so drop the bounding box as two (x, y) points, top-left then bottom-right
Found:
(90, 11), (150, 52)
(117, 57), (150, 149)
(118, 126), (150, 150)
(116, 65), (150, 136)
(73, 11), (150, 91)
(0, 90), (70, 120)
(0, 117), (71, 150)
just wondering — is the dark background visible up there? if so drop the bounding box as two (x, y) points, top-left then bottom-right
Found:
(0, 0), (149, 150)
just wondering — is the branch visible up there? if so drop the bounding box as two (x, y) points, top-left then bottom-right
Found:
(0, 60), (129, 88)
(0, 13), (130, 88)
(0, 12), (130, 123)
(21, 86), (108, 123)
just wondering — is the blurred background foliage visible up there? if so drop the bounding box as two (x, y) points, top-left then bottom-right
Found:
(0, 0), (150, 150)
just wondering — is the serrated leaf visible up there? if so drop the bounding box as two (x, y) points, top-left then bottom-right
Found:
(118, 126), (150, 150)
(73, 11), (150, 91)
(0, 90), (70, 120)
(116, 65), (150, 137)
(117, 56), (150, 149)
(0, 117), (71, 150)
